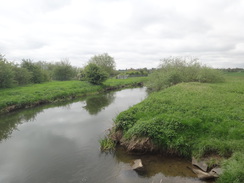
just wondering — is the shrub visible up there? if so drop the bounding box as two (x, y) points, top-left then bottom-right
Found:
(0, 56), (15, 88)
(53, 59), (77, 81)
(88, 53), (116, 76)
(84, 63), (109, 85)
(197, 66), (225, 83)
(13, 66), (32, 85)
(146, 56), (225, 91)
(21, 59), (49, 83)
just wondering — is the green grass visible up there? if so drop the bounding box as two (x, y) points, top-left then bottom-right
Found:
(113, 74), (244, 182)
(104, 77), (148, 87)
(223, 71), (244, 77)
(0, 77), (148, 113)
(218, 152), (244, 183)
(115, 77), (244, 156)
(99, 137), (116, 151)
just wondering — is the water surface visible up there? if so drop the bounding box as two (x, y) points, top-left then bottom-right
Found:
(0, 88), (212, 183)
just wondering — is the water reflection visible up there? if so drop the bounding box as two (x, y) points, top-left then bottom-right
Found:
(83, 93), (115, 115)
(0, 91), (115, 142)
(0, 101), (74, 142)
(0, 88), (213, 183)
(0, 108), (41, 141)
(114, 147), (196, 178)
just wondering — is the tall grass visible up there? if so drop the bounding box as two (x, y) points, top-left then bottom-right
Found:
(115, 78), (244, 156)
(218, 152), (244, 183)
(99, 137), (116, 151)
(113, 74), (244, 182)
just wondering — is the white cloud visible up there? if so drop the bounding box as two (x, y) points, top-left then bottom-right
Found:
(0, 0), (244, 69)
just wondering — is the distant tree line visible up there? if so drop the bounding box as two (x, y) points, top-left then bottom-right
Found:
(121, 68), (149, 77)
(0, 53), (116, 88)
(218, 68), (244, 72)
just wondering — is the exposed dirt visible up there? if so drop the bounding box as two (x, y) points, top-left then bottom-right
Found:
(120, 137), (159, 152)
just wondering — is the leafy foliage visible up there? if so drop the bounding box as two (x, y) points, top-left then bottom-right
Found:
(84, 63), (109, 85)
(53, 59), (76, 81)
(12, 66), (32, 85)
(0, 55), (15, 88)
(88, 53), (116, 76)
(146, 57), (225, 91)
(21, 59), (49, 83)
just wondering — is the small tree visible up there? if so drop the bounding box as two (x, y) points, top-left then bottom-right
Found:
(53, 59), (76, 81)
(0, 55), (15, 88)
(88, 53), (116, 76)
(84, 63), (109, 85)
(21, 59), (49, 83)
(13, 66), (32, 85)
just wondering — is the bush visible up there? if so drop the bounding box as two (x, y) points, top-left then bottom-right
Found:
(13, 66), (32, 85)
(84, 63), (109, 85)
(21, 59), (49, 83)
(88, 53), (116, 76)
(197, 67), (225, 83)
(0, 56), (15, 88)
(146, 56), (225, 91)
(53, 59), (76, 81)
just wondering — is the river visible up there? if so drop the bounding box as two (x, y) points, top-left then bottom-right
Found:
(0, 88), (213, 183)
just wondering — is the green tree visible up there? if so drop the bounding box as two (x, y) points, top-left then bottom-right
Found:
(84, 63), (109, 85)
(35, 61), (54, 80)
(0, 55), (15, 88)
(88, 53), (116, 76)
(21, 59), (49, 83)
(12, 66), (32, 85)
(53, 59), (76, 81)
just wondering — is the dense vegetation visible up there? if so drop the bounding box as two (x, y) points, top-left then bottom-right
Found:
(88, 53), (116, 76)
(0, 53), (118, 88)
(146, 57), (225, 91)
(0, 77), (147, 114)
(0, 54), (79, 88)
(0, 52), (148, 113)
(84, 63), (109, 85)
(111, 73), (244, 183)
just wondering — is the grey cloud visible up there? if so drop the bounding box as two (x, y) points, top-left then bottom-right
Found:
(1, 0), (244, 69)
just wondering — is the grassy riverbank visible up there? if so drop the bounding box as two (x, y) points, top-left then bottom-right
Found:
(0, 77), (147, 114)
(111, 74), (244, 183)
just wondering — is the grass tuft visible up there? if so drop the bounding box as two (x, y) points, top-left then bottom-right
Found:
(99, 137), (116, 151)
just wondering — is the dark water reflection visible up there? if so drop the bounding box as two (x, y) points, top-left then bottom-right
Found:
(83, 93), (115, 115)
(0, 88), (212, 183)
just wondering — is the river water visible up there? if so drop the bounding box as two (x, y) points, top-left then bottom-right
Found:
(0, 88), (212, 183)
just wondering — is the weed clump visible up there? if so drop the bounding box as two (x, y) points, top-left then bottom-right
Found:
(99, 137), (115, 151)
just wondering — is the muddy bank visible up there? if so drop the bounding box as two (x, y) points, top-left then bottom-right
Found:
(109, 129), (222, 181)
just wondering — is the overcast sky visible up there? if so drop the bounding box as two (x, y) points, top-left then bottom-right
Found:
(0, 0), (244, 69)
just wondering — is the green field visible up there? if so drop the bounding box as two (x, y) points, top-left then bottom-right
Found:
(112, 74), (244, 183)
(0, 77), (147, 113)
